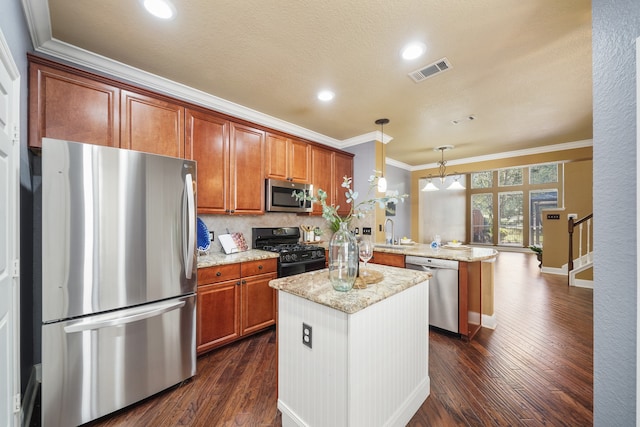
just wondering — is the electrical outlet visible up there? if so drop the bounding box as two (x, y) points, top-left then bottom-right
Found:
(362, 227), (372, 235)
(209, 231), (214, 242)
(302, 323), (312, 349)
(354, 227), (360, 235)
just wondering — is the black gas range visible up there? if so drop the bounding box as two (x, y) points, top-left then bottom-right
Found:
(252, 227), (326, 277)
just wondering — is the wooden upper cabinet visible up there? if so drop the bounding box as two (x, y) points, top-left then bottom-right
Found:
(265, 132), (310, 183)
(185, 109), (229, 214)
(29, 61), (120, 148)
(333, 151), (354, 216)
(230, 123), (265, 214)
(289, 138), (311, 183)
(187, 108), (265, 215)
(310, 145), (334, 215)
(121, 90), (185, 157)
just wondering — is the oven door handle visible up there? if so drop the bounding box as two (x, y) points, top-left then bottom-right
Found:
(279, 257), (326, 267)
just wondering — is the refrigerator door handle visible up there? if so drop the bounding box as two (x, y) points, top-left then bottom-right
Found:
(63, 300), (187, 333)
(183, 173), (196, 279)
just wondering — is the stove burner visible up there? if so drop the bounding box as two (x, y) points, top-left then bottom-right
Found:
(252, 227), (326, 277)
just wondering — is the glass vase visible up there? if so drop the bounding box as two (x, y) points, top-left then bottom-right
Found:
(328, 221), (358, 292)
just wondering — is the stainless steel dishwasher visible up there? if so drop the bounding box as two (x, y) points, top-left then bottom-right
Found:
(406, 256), (460, 334)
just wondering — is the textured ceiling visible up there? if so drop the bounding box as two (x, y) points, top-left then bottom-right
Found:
(43, 0), (592, 166)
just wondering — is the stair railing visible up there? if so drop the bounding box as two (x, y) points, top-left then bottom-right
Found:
(568, 213), (593, 272)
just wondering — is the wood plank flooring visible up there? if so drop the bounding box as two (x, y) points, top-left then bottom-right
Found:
(85, 251), (592, 426)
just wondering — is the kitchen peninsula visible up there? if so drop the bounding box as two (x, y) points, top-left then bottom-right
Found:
(371, 243), (498, 337)
(269, 264), (431, 427)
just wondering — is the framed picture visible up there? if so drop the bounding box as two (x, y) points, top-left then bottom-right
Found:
(385, 202), (396, 217)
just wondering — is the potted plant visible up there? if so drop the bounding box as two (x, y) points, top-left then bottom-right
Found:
(528, 245), (543, 267)
(294, 173), (407, 291)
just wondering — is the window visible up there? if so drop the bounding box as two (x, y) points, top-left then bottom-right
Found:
(471, 171), (492, 189)
(530, 190), (558, 246)
(498, 191), (523, 245)
(529, 164), (558, 184)
(498, 168), (523, 186)
(469, 163), (560, 247)
(471, 194), (493, 244)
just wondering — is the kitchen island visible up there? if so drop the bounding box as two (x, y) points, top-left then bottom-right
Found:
(270, 264), (431, 427)
(372, 243), (499, 336)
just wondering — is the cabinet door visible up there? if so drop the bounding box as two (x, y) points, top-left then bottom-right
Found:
(370, 252), (405, 268)
(265, 132), (289, 181)
(266, 133), (310, 183)
(197, 280), (241, 354)
(241, 273), (277, 336)
(311, 146), (334, 215)
(29, 61), (120, 148)
(288, 138), (311, 183)
(230, 123), (265, 214)
(333, 152), (354, 217)
(186, 109), (229, 213)
(121, 90), (184, 157)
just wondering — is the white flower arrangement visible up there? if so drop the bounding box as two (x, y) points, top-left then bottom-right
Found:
(294, 172), (408, 231)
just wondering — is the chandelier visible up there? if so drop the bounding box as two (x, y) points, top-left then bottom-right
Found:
(421, 145), (465, 191)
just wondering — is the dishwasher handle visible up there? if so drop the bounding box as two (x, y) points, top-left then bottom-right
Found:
(406, 256), (459, 270)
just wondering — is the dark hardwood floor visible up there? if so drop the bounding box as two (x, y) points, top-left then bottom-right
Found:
(85, 252), (593, 427)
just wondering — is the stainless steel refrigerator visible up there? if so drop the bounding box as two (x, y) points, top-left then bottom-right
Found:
(40, 138), (197, 427)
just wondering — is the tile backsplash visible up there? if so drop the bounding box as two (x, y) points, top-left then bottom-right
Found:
(199, 213), (372, 254)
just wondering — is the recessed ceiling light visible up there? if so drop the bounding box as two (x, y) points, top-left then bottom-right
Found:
(401, 42), (427, 60)
(317, 90), (335, 102)
(143, 0), (176, 19)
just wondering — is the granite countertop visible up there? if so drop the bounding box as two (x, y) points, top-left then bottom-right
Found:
(197, 249), (279, 268)
(373, 243), (498, 262)
(269, 263), (431, 314)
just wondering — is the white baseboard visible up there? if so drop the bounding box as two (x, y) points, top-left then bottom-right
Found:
(571, 278), (594, 289)
(541, 266), (567, 275)
(482, 314), (498, 330)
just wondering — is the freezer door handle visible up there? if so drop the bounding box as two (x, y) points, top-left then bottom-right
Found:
(183, 173), (196, 279)
(63, 300), (187, 333)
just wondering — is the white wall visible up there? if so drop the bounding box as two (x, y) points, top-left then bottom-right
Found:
(418, 176), (466, 244)
(593, 1), (639, 424)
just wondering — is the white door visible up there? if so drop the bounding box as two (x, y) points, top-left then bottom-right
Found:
(0, 28), (21, 427)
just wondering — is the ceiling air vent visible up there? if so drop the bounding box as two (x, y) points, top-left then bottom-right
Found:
(408, 57), (452, 83)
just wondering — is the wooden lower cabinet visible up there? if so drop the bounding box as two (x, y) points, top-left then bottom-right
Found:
(197, 258), (277, 355)
(370, 251), (405, 268)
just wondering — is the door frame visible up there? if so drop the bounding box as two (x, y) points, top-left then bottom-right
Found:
(0, 25), (21, 427)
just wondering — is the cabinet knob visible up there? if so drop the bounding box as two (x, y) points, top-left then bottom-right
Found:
(258, 265), (263, 270)
(242, 280), (247, 285)
(236, 281), (241, 286)
(216, 271), (222, 276)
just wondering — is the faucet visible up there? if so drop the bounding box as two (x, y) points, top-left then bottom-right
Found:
(384, 218), (395, 245)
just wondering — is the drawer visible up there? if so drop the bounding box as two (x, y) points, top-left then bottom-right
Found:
(198, 263), (241, 285)
(241, 258), (278, 277)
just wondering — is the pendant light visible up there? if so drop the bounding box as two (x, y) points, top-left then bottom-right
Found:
(420, 145), (466, 191)
(375, 118), (389, 192)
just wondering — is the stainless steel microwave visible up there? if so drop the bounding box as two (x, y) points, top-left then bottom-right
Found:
(265, 179), (313, 213)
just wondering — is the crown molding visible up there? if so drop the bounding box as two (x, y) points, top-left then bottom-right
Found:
(341, 130), (393, 149)
(409, 139), (594, 171)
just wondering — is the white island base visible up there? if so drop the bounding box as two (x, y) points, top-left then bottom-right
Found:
(276, 275), (430, 427)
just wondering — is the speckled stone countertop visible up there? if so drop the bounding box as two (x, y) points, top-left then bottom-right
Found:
(374, 243), (498, 262)
(269, 263), (431, 314)
(197, 249), (279, 268)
